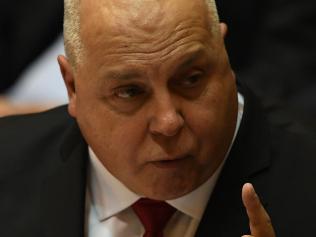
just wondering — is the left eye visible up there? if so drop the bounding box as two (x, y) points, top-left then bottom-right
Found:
(181, 72), (204, 87)
(115, 85), (145, 99)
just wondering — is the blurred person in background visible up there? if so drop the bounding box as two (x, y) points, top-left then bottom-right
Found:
(217, 0), (316, 133)
(0, 0), (67, 116)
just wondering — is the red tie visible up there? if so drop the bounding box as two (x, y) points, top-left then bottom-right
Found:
(132, 198), (176, 237)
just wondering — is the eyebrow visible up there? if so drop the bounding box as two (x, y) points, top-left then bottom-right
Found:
(175, 49), (209, 72)
(105, 70), (142, 81)
(102, 48), (209, 81)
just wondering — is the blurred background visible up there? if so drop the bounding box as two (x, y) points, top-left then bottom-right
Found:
(0, 0), (66, 115)
(0, 0), (315, 133)
(217, 0), (316, 134)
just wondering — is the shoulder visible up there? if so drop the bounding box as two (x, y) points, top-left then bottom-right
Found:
(269, 123), (316, 172)
(240, 87), (316, 233)
(0, 105), (72, 146)
(0, 105), (75, 176)
(238, 81), (316, 202)
(263, 124), (316, 234)
(243, 84), (316, 180)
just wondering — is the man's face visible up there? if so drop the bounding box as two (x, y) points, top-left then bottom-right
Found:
(61, 0), (238, 200)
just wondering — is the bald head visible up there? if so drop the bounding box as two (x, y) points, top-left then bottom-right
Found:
(63, 0), (221, 69)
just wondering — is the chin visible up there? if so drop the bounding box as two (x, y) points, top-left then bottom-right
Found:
(141, 182), (196, 201)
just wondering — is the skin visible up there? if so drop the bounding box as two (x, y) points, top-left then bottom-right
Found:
(242, 183), (276, 237)
(58, 0), (276, 235)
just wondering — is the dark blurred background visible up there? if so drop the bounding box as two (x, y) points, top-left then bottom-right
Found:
(217, 0), (316, 133)
(0, 0), (63, 92)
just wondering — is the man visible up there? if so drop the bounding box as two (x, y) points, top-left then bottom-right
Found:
(0, 0), (315, 236)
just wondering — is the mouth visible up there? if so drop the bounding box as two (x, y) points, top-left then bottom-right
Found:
(151, 155), (193, 168)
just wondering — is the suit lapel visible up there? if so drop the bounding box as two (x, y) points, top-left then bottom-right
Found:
(40, 121), (88, 237)
(195, 85), (272, 237)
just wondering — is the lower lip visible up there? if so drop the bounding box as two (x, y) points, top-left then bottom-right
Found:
(152, 155), (193, 169)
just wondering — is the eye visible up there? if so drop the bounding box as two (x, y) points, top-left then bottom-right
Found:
(181, 71), (204, 87)
(114, 85), (145, 99)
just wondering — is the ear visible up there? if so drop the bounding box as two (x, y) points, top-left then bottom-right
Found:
(57, 55), (77, 118)
(219, 22), (228, 39)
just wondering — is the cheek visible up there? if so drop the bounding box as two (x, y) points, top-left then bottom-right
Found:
(78, 110), (149, 182)
(92, 110), (148, 160)
(184, 94), (219, 140)
(187, 107), (221, 157)
(183, 87), (236, 163)
(111, 125), (145, 155)
(75, 79), (148, 158)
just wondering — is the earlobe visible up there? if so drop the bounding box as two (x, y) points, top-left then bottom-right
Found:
(219, 22), (228, 39)
(57, 55), (77, 118)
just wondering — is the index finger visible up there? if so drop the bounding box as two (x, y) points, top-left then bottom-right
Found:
(242, 183), (276, 237)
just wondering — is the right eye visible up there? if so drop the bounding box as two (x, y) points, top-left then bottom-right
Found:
(114, 85), (145, 99)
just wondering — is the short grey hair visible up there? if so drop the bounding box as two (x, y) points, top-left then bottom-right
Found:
(64, 0), (82, 68)
(63, 0), (220, 68)
(205, 0), (220, 28)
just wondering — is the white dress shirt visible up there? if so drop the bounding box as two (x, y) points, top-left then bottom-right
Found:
(85, 93), (244, 237)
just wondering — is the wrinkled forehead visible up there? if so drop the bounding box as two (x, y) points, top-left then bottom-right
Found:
(80, 0), (213, 45)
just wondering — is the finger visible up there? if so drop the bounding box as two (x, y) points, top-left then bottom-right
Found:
(242, 183), (275, 237)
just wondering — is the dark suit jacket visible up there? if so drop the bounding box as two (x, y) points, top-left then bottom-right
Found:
(1, 85), (316, 236)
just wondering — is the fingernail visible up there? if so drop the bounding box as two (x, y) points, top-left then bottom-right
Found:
(246, 183), (258, 200)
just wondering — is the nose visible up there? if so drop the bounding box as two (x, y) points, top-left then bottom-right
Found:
(149, 98), (184, 137)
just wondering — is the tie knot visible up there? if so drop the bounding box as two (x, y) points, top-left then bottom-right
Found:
(132, 198), (176, 236)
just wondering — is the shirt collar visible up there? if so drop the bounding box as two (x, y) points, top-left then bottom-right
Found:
(89, 92), (244, 222)
(89, 149), (141, 221)
(166, 159), (224, 220)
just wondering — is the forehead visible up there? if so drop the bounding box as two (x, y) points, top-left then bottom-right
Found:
(81, 0), (210, 26)
(81, 0), (214, 44)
